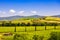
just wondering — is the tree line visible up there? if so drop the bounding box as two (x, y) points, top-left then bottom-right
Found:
(0, 21), (59, 26)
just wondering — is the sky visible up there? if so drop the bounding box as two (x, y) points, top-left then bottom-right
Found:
(0, 0), (60, 17)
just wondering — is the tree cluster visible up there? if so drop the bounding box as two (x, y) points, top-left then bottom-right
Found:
(0, 21), (59, 26)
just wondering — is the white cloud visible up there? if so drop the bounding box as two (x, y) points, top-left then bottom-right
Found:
(17, 11), (25, 16)
(18, 11), (24, 14)
(31, 11), (37, 14)
(0, 11), (2, 13)
(18, 13), (24, 16)
(0, 11), (6, 14)
(2, 11), (6, 14)
(9, 9), (16, 14)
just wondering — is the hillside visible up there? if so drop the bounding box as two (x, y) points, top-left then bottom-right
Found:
(0, 15), (44, 20)
(0, 15), (60, 20)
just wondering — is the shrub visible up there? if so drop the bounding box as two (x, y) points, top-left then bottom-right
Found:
(33, 35), (44, 40)
(13, 34), (29, 40)
(39, 36), (44, 40)
(48, 32), (60, 40)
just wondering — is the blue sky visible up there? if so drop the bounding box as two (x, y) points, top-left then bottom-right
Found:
(0, 0), (60, 17)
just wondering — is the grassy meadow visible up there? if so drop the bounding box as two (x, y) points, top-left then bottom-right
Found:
(0, 26), (60, 32)
(0, 26), (60, 40)
(0, 17), (60, 40)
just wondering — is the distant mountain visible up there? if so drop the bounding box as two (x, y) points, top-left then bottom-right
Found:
(0, 15), (60, 20)
(0, 16), (24, 20)
(27, 15), (44, 18)
(0, 15), (44, 20)
(51, 15), (60, 17)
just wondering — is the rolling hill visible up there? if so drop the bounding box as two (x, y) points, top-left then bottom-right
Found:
(0, 15), (60, 20)
(0, 15), (44, 20)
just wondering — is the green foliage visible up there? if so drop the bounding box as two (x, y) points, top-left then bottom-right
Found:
(26, 22), (31, 26)
(0, 20), (59, 26)
(20, 22), (26, 26)
(33, 35), (44, 40)
(13, 34), (29, 40)
(33, 35), (39, 40)
(48, 32), (60, 40)
(17, 23), (20, 26)
(39, 36), (44, 40)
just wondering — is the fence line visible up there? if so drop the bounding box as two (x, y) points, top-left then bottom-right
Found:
(0, 26), (60, 32)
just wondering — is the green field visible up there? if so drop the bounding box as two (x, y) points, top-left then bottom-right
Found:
(0, 26), (60, 32)
(0, 26), (60, 40)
